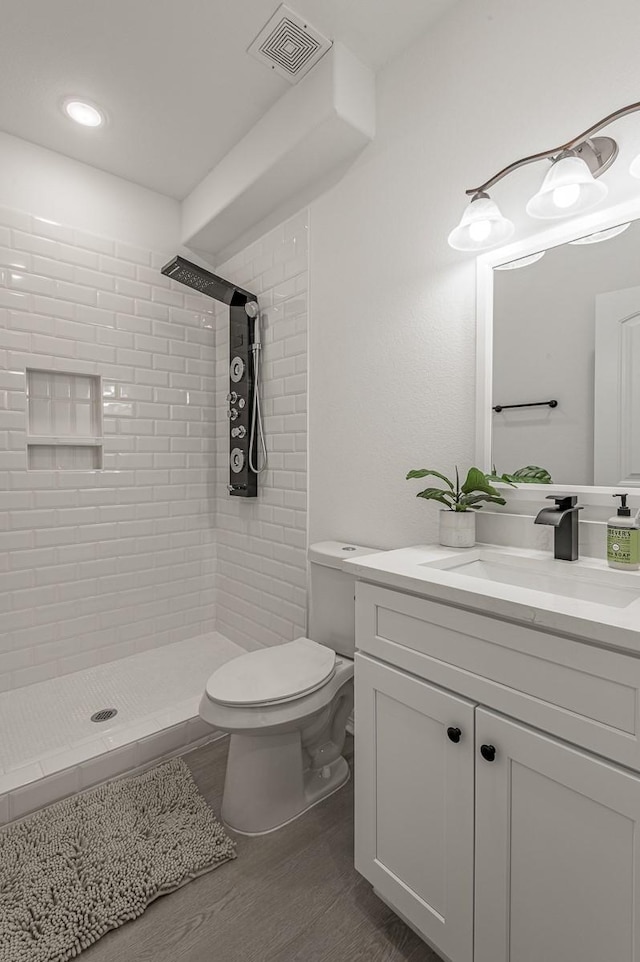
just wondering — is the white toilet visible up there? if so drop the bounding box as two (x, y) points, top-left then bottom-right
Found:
(199, 541), (378, 835)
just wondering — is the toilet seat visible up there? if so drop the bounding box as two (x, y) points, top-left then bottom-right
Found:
(205, 638), (336, 708)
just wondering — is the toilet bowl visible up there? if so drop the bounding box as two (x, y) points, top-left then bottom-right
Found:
(199, 541), (379, 835)
(200, 640), (354, 834)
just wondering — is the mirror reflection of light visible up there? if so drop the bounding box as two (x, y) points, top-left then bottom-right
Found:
(495, 251), (546, 271)
(569, 223), (632, 245)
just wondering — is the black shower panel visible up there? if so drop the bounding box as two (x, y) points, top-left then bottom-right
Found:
(227, 303), (258, 498)
(160, 255), (259, 498)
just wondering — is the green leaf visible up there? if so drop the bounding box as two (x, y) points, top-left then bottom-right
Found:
(511, 465), (553, 484)
(415, 487), (455, 508)
(406, 469), (454, 489)
(461, 466), (501, 497)
(460, 493), (508, 508)
(489, 464), (553, 485)
(484, 471), (517, 488)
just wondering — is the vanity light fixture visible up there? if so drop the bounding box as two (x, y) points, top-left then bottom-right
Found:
(62, 98), (105, 128)
(449, 100), (640, 252)
(525, 152), (608, 219)
(447, 191), (514, 251)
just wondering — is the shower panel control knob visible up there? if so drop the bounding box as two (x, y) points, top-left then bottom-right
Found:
(227, 391), (239, 404)
(227, 408), (239, 421)
(230, 448), (245, 473)
(230, 356), (245, 383)
(231, 426), (246, 439)
(237, 397), (246, 409)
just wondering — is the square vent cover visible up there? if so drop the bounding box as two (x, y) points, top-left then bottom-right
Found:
(248, 4), (332, 84)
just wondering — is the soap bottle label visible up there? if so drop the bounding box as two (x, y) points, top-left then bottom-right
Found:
(607, 527), (640, 565)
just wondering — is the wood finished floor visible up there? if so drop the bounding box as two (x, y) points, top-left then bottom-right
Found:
(85, 735), (441, 962)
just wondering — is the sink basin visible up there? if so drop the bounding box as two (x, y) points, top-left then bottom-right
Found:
(420, 549), (640, 609)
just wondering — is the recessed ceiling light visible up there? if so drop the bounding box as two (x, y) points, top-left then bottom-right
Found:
(62, 99), (105, 128)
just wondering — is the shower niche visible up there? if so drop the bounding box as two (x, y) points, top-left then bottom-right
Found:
(26, 369), (103, 470)
(161, 255), (259, 498)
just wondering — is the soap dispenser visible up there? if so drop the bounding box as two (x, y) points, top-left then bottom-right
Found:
(607, 494), (640, 570)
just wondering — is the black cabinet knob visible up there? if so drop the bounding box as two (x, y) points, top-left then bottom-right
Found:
(447, 727), (462, 743)
(480, 744), (496, 762)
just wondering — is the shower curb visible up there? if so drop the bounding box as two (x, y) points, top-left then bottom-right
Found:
(0, 716), (223, 827)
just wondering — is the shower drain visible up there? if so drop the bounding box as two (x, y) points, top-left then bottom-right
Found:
(90, 708), (118, 723)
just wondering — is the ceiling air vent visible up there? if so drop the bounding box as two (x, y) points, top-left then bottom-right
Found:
(248, 4), (332, 84)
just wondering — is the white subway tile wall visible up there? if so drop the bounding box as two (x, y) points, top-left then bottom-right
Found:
(0, 207), (218, 691)
(213, 211), (309, 649)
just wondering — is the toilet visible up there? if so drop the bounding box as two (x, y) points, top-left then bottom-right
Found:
(199, 541), (378, 835)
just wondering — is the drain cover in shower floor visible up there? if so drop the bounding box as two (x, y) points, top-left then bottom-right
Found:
(91, 708), (118, 723)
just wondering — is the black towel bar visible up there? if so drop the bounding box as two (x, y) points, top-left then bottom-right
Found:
(493, 399), (558, 413)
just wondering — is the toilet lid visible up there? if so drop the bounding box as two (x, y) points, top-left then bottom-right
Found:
(205, 638), (336, 707)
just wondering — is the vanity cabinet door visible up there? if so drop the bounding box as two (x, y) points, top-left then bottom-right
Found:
(354, 653), (475, 962)
(475, 708), (640, 962)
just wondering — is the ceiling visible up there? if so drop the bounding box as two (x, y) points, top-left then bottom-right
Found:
(0, 0), (455, 199)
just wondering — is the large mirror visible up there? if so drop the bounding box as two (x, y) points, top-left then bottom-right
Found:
(484, 214), (640, 488)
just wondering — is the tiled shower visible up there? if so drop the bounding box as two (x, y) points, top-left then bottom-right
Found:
(0, 204), (309, 822)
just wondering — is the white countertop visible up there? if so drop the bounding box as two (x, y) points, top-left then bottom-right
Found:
(344, 544), (640, 654)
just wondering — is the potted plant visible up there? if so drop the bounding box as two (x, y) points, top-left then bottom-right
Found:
(406, 466), (507, 547)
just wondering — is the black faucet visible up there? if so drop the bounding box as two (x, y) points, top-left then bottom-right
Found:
(534, 495), (583, 561)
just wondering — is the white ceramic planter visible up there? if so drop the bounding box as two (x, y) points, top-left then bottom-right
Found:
(439, 509), (476, 548)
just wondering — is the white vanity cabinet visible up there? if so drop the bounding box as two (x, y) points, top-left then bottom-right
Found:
(355, 654), (475, 962)
(474, 709), (640, 962)
(354, 582), (640, 962)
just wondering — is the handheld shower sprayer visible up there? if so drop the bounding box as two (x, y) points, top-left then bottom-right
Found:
(245, 300), (268, 475)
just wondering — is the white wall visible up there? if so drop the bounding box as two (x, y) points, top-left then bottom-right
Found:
(308, 0), (640, 549)
(0, 133), (180, 252)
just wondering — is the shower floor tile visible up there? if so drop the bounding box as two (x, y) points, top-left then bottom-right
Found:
(0, 632), (245, 775)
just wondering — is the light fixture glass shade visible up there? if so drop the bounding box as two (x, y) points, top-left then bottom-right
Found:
(629, 154), (640, 179)
(447, 193), (514, 252)
(494, 251), (546, 270)
(569, 223), (631, 245)
(526, 155), (607, 219)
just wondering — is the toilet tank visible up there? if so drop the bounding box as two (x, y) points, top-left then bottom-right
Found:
(308, 542), (381, 658)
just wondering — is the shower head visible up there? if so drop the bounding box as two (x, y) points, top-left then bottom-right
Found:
(161, 255), (255, 306)
(245, 301), (259, 318)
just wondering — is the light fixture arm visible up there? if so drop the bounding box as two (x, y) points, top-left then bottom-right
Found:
(465, 100), (640, 197)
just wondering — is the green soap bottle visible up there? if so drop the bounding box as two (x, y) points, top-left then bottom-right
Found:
(607, 494), (640, 570)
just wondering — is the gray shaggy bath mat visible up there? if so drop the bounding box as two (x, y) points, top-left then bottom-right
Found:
(0, 757), (236, 962)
